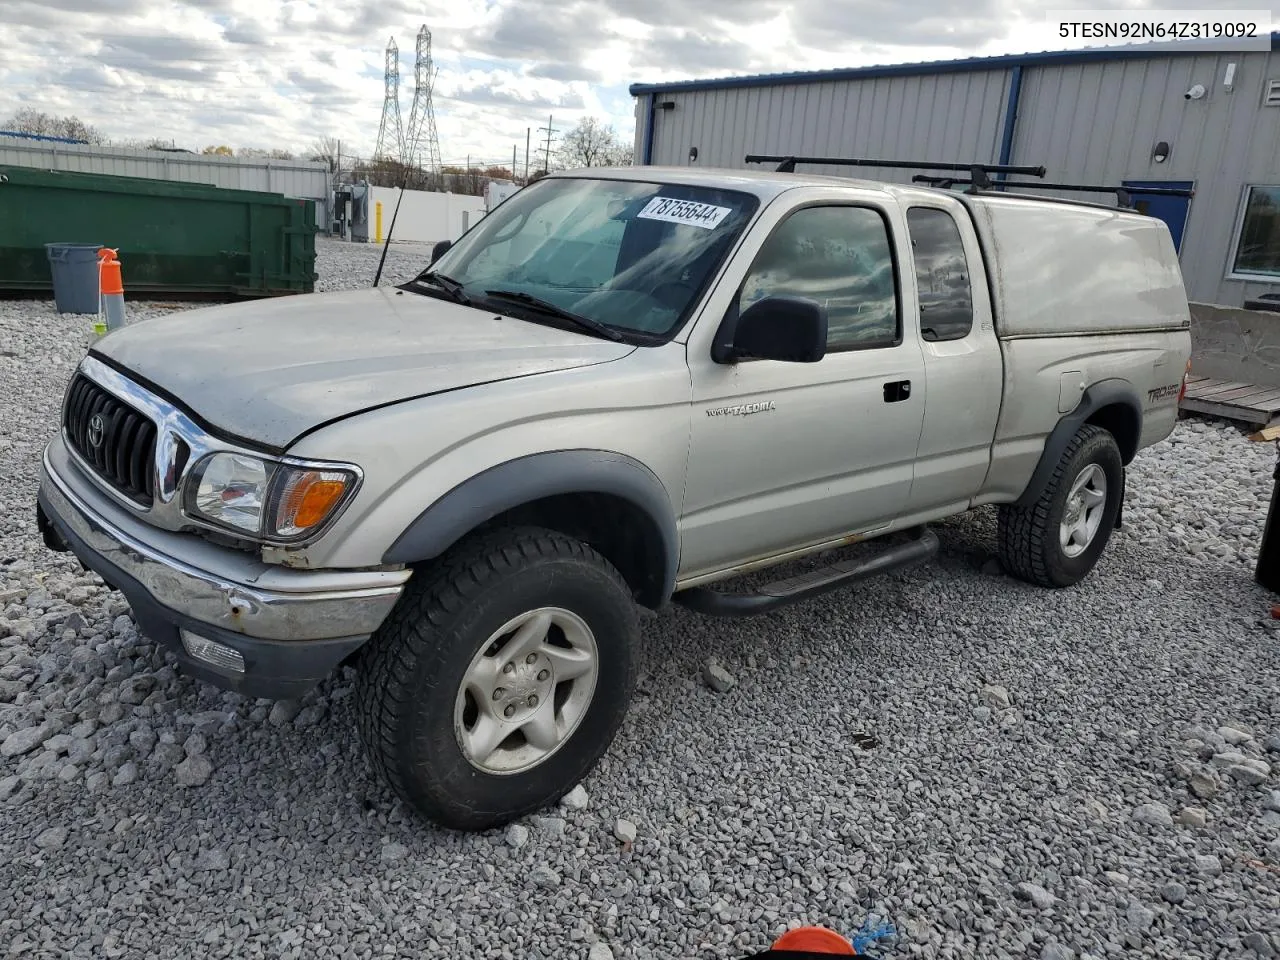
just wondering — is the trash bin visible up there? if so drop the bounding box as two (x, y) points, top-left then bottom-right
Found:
(45, 242), (103, 314)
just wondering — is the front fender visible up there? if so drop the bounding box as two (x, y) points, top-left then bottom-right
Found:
(381, 449), (680, 600)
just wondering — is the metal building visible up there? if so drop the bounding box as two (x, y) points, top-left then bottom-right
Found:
(0, 137), (332, 227)
(630, 34), (1280, 308)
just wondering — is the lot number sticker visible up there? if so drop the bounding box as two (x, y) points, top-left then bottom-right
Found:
(636, 196), (732, 230)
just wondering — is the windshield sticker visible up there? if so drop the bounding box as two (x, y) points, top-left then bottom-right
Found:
(636, 197), (733, 230)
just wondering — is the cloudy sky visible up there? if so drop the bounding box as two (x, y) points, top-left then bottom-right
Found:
(1, 0), (1273, 168)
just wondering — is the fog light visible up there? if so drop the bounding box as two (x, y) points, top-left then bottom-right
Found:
(180, 629), (245, 673)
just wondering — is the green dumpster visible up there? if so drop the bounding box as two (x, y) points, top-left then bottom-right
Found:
(0, 166), (318, 300)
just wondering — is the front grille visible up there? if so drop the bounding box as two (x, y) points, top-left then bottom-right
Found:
(64, 374), (158, 505)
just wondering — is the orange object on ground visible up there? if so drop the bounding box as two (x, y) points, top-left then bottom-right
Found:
(771, 927), (857, 955)
(1271, 604), (1280, 620)
(98, 248), (123, 295)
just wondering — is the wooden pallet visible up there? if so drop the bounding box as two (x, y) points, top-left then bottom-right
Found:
(1180, 375), (1280, 428)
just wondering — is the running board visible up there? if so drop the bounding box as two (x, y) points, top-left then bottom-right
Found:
(674, 527), (940, 618)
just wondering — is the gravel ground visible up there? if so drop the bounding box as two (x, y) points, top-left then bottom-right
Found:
(2, 237), (1279, 959)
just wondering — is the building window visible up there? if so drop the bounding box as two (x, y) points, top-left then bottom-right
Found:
(738, 205), (899, 350)
(906, 207), (974, 341)
(1232, 185), (1280, 279)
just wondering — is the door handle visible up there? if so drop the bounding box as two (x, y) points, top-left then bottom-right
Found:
(883, 380), (912, 403)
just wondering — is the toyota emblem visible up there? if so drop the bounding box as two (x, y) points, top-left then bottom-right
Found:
(87, 414), (105, 449)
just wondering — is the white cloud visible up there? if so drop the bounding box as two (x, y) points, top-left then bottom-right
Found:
(2, 0), (1263, 167)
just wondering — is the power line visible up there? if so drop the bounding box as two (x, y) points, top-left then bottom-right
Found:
(537, 114), (558, 174)
(373, 36), (403, 162)
(404, 25), (443, 184)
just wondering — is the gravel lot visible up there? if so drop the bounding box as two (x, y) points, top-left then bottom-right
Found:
(2, 237), (1279, 960)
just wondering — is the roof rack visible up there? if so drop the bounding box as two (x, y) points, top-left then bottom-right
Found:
(744, 154), (1047, 188)
(910, 175), (1194, 209)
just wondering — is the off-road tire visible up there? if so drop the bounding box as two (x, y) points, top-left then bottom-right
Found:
(997, 424), (1124, 588)
(356, 526), (638, 830)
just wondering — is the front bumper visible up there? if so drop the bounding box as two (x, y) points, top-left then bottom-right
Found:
(38, 440), (410, 699)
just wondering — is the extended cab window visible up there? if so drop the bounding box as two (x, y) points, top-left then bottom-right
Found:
(739, 206), (898, 350)
(906, 207), (974, 342)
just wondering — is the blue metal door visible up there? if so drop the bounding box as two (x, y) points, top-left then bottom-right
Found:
(1123, 180), (1194, 253)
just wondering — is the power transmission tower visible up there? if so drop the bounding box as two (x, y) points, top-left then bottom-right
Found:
(404, 25), (443, 186)
(537, 114), (558, 175)
(374, 36), (404, 162)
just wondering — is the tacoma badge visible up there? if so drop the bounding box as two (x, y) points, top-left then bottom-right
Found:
(705, 400), (777, 417)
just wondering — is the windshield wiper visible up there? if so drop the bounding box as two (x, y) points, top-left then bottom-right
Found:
(482, 289), (624, 342)
(409, 271), (471, 305)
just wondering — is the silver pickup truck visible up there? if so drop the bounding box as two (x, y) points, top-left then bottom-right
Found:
(37, 164), (1192, 829)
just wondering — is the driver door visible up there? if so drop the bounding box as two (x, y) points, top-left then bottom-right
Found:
(678, 198), (926, 582)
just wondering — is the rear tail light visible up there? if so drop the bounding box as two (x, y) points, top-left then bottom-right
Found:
(1177, 358), (1192, 405)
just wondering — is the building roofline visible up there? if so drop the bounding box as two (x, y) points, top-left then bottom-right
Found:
(0, 129), (89, 145)
(628, 33), (1280, 96)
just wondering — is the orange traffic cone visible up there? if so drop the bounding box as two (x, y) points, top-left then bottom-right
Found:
(97, 248), (126, 335)
(770, 927), (858, 955)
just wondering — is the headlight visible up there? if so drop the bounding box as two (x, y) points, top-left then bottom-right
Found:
(187, 452), (359, 542)
(190, 453), (271, 534)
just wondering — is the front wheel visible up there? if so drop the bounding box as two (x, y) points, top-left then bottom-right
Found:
(997, 424), (1124, 588)
(356, 526), (638, 830)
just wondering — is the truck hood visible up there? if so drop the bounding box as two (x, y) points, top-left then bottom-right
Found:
(92, 287), (635, 450)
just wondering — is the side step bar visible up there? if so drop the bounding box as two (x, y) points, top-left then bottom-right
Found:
(674, 527), (939, 618)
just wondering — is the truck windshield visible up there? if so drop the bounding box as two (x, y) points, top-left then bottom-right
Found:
(419, 177), (759, 340)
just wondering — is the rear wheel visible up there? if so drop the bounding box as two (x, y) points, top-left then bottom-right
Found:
(356, 526), (638, 830)
(997, 424), (1123, 588)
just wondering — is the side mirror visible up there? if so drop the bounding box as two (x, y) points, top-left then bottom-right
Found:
(430, 239), (452, 264)
(721, 296), (827, 363)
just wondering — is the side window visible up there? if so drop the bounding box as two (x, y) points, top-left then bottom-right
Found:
(905, 207), (974, 342)
(738, 206), (899, 350)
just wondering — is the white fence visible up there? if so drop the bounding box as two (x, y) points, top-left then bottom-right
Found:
(368, 187), (488, 245)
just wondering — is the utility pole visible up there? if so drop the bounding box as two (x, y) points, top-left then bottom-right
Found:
(524, 127), (531, 182)
(512, 144), (517, 180)
(538, 114), (558, 176)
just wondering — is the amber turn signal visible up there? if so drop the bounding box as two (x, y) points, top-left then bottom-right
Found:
(272, 468), (354, 538)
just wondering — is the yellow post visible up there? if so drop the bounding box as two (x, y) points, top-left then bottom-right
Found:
(375, 201), (384, 243)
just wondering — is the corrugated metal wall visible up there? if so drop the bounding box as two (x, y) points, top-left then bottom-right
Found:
(1013, 49), (1280, 306)
(644, 70), (1011, 185)
(0, 139), (331, 203)
(636, 48), (1280, 307)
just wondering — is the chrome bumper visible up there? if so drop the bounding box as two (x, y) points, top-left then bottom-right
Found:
(39, 442), (409, 643)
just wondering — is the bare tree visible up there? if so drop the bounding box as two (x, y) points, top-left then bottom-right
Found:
(4, 108), (105, 143)
(238, 147), (296, 160)
(308, 136), (341, 170)
(555, 117), (630, 169)
(60, 116), (105, 144)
